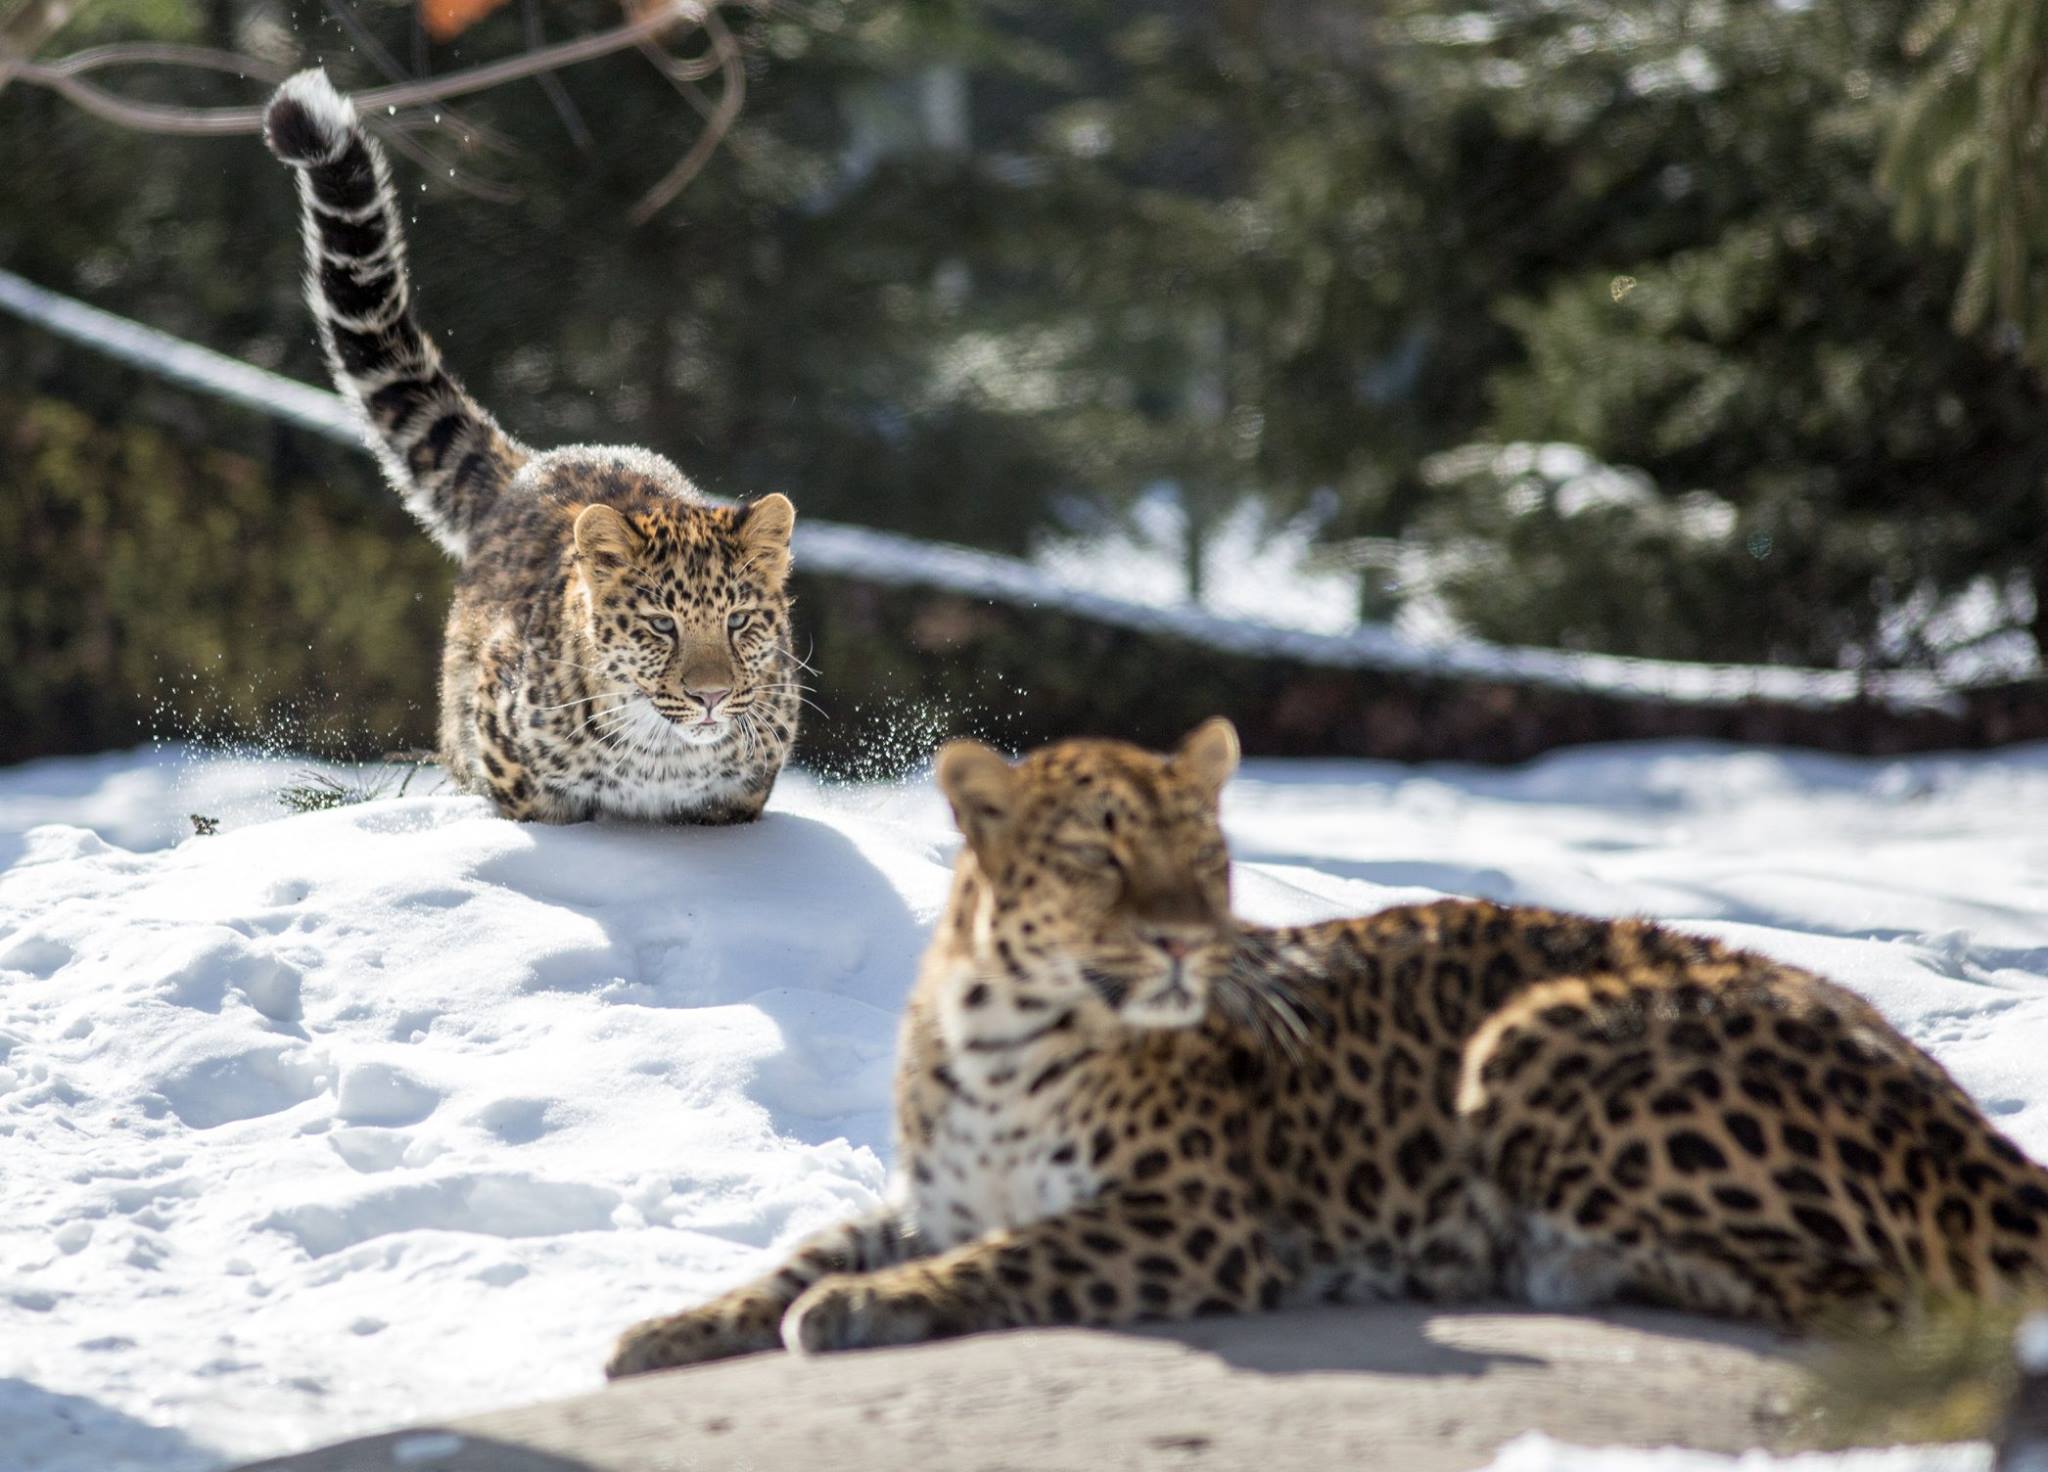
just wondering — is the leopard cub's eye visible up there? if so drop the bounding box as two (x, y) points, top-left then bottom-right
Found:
(648, 615), (677, 636)
(726, 610), (752, 632)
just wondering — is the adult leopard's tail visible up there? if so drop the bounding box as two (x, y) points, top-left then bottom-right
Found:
(264, 69), (527, 558)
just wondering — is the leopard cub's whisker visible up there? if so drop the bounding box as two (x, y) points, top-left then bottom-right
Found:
(264, 67), (804, 826)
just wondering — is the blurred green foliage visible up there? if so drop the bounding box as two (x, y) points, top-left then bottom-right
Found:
(1883, 0), (2048, 367)
(1415, 0), (2048, 663)
(3, 0), (2046, 760)
(1805, 1293), (2027, 1448)
(0, 391), (448, 762)
(5, 391), (2044, 773)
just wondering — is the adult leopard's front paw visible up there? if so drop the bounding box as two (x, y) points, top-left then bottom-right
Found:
(782, 1275), (943, 1355)
(605, 1317), (690, 1379)
(606, 1311), (750, 1379)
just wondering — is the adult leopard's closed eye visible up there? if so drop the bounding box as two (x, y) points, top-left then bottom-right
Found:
(264, 70), (800, 824)
(608, 717), (2048, 1373)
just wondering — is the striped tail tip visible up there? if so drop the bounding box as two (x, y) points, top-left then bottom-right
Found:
(264, 69), (358, 168)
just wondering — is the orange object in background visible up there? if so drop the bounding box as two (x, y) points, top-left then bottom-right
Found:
(421, 0), (512, 42)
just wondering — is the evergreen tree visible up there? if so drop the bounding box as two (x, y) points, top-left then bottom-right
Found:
(1402, 0), (2048, 666)
(1882, 0), (2048, 367)
(5, 0), (2044, 727)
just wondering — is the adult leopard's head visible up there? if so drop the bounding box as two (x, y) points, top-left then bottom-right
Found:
(563, 453), (796, 749)
(934, 721), (1240, 1032)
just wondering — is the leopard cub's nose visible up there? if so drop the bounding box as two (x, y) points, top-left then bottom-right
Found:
(1148, 934), (1194, 960)
(691, 688), (731, 716)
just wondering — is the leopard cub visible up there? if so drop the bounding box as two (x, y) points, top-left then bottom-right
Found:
(266, 71), (799, 823)
(609, 720), (2048, 1372)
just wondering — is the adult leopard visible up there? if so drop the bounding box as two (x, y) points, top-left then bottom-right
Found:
(609, 720), (2048, 1371)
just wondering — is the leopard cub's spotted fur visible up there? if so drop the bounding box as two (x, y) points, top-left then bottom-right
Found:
(265, 71), (798, 823)
(609, 720), (2048, 1373)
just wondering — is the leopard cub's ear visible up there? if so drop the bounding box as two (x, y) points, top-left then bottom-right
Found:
(935, 739), (1017, 858)
(736, 493), (796, 583)
(1171, 717), (1240, 800)
(573, 504), (642, 578)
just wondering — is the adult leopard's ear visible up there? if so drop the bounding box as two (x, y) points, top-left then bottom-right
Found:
(736, 493), (796, 583)
(1171, 717), (1240, 800)
(935, 739), (1016, 857)
(573, 504), (642, 579)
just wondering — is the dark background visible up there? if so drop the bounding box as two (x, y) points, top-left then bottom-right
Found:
(5, 0), (2046, 768)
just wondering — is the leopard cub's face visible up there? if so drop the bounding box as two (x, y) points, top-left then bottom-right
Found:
(936, 720), (1240, 1030)
(572, 493), (796, 747)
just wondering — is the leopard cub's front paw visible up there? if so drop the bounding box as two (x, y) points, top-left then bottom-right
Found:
(783, 1275), (941, 1355)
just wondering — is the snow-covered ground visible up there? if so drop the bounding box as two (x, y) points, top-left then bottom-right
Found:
(1479, 1436), (1991, 1472)
(4, 739), (2047, 1472)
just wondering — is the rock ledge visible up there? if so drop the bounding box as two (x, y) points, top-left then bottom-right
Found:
(235, 1305), (1809, 1472)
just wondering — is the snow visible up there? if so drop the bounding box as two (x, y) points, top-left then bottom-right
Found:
(5, 738), (2048, 1471)
(1479, 1434), (1991, 1472)
(1032, 487), (1366, 637)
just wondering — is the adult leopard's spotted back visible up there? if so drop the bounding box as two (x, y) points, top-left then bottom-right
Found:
(607, 722), (2048, 1373)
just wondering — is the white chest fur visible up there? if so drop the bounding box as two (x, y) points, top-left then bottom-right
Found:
(534, 692), (763, 817)
(556, 744), (755, 815)
(898, 996), (1109, 1251)
(908, 1108), (1099, 1251)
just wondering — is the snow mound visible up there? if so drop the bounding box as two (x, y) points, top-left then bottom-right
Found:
(0, 772), (947, 1470)
(3, 741), (2048, 1470)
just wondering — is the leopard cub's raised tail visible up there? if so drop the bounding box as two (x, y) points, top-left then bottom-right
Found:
(264, 69), (526, 558)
